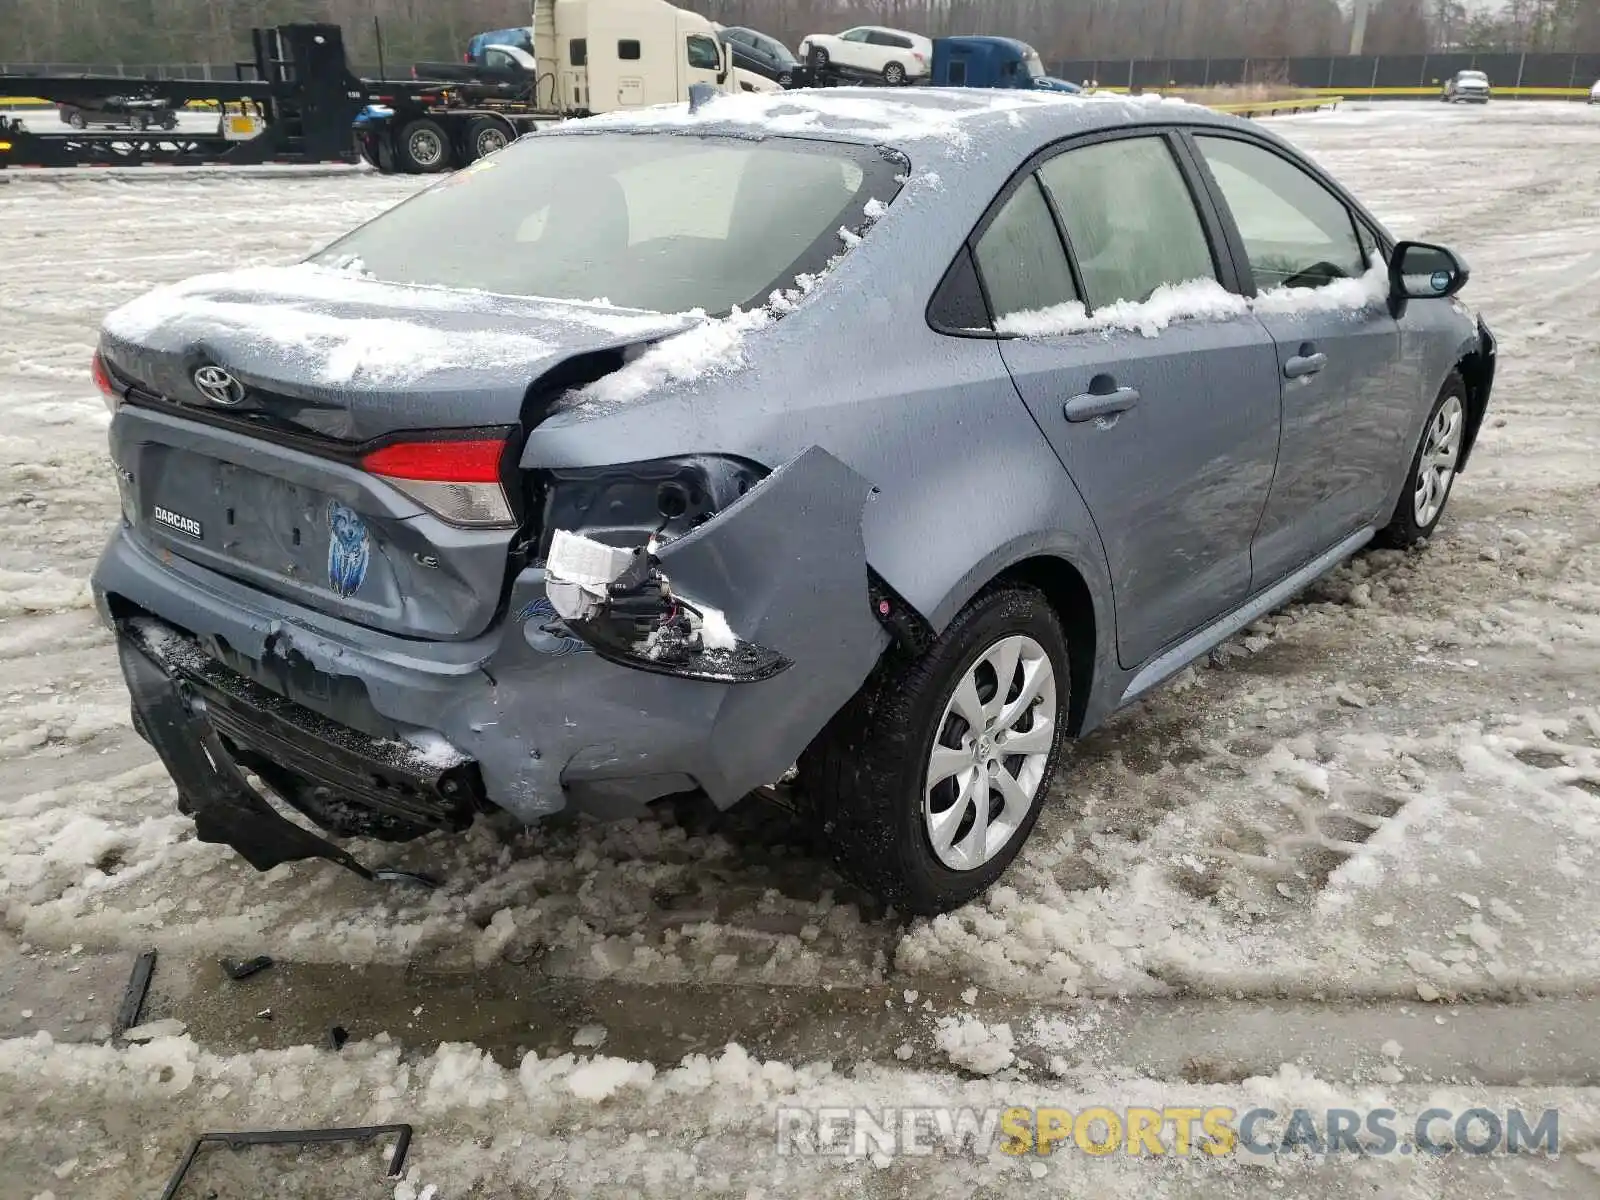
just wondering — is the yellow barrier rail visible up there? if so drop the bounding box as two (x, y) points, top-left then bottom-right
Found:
(1207, 95), (1345, 115)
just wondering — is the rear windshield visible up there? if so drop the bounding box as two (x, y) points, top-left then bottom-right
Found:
(313, 132), (899, 314)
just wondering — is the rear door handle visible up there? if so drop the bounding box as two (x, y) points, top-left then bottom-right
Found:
(1284, 352), (1328, 379)
(1063, 385), (1141, 423)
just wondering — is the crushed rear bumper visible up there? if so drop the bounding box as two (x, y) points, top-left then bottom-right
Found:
(116, 619), (480, 877)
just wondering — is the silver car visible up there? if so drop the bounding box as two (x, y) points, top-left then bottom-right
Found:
(1443, 70), (1492, 103)
(91, 90), (1496, 914)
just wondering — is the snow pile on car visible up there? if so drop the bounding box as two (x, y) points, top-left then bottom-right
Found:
(100, 264), (684, 388)
(997, 263), (1389, 339)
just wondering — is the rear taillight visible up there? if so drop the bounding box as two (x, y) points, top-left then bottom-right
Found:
(361, 436), (514, 527)
(91, 351), (120, 413)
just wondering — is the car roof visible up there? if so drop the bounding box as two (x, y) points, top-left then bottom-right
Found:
(569, 86), (1246, 164)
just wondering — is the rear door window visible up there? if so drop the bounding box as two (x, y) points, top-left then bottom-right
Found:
(1036, 136), (1217, 310)
(971, 176), (1079, 325)
(1193, 135), (1366, 291)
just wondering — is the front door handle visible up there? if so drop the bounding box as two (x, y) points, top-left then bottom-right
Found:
(1284, 351), (1328, 379)
(1064, 385), (1141, 423)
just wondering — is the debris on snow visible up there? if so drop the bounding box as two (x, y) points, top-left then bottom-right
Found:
(565, 1055), (657, 1101)
(934, 1015), (1015, 1076)
(572, 1025), (609, 1049)
(120, 1018), (186, 1043)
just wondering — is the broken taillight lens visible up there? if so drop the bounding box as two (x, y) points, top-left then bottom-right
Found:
(361, 436), (514, 527)
(91, 350), (120, 413)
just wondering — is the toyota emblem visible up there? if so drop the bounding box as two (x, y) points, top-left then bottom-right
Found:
(192, 364), (245, 406)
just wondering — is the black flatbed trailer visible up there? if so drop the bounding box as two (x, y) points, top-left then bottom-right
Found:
(0, 25), (367, 168)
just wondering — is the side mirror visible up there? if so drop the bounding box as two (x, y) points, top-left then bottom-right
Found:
(1390, 240), (1469, 303)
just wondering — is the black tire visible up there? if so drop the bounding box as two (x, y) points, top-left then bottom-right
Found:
(1374, 371), (1468, 549)
(777, 70), (795, 89)
(883, 61), (906, 85)
(130, 114), (148, 131)
(803, 585), (1071, 915)
(462, 116), (511, 164)
(809, 46), (830, 78)
(66, 110), (86, 129)
(396, 117), (452, 174)
(162, 116), (178, 130)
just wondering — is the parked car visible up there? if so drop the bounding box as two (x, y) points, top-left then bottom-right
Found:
(58, 97), (179, 131)
(718, 25), (799, 87)
(93, 90), (1495, 915)
(798, 26), (933, 85)
(464, 25), (534, 63)
(414, 44), (537, 86)
(1590, 78), (1599, 103)
(1442, 69), (1491, 103)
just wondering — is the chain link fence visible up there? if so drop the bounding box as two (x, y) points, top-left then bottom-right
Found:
(1050, 51), (1600, 91)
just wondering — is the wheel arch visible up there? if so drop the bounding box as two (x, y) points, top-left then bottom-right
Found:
(991, 555), (1100, 737)
(915, 543), (1112, 739)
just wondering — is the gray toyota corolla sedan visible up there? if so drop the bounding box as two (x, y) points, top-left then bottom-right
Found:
(91, 89), (1495, 914)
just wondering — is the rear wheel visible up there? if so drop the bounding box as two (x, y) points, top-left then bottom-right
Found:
(1375, 372), (1468, 549)
(130, 114), (148, 131)
(883, 61), (906, 85)
(66, 110), (86, 129)
(462, 116), (511, 164)
(397, 117), (452, 173)
(805, 585), (1070, 915)
(808, 46), (830, 81)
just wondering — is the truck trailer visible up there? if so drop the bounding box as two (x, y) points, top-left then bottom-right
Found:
(356, 0), (745, 174)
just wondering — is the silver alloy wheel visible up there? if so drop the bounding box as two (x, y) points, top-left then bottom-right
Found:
(923, 634), (1056, 871)
(476, 126), (508, 158)
(1413, 394), (1464, 527)
(408, 128), (445, 168)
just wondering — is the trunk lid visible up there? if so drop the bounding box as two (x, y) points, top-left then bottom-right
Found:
(100, 266), (698, 641)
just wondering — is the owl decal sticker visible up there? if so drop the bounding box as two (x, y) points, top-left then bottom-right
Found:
(327, 501), (371, 598)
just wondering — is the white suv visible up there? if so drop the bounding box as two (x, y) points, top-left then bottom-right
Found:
(798, 26), (932, 86)
(1442, 69), (1491, 103)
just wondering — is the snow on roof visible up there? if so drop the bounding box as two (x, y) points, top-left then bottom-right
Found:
(572, 86), (1184, 151)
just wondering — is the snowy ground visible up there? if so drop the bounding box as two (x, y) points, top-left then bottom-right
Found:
(2, 101), (1599, 1197)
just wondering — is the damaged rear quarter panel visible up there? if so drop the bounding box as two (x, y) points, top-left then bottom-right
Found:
(493, 446), (888, 807)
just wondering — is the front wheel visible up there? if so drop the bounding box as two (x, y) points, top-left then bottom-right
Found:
(804, 585), (1069, 915)
(1375, 372), (1468, 549)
